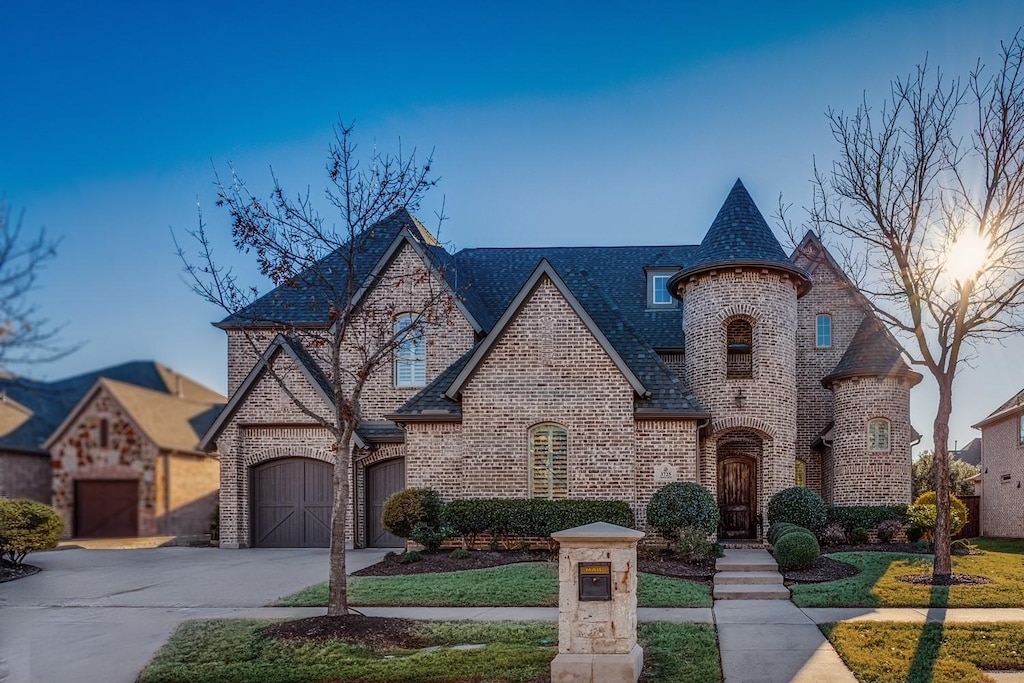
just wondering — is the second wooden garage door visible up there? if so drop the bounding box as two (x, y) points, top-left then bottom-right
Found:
(252, 458), (332, 548)
(75, 480), (138, 538)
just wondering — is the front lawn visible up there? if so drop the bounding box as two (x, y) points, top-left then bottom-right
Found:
(823, 621), (1024, 683)
(277, 562), (712, 608)
(791, 538), (1024, 608)
(138, 619), (721, 683)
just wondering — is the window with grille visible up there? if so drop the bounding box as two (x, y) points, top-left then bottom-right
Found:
(868, 418), (890, 452)
(530, 424), (568, 500)
(726, 319), (753, 379)
(816, 314), (832, 348)
(395, 314), (426, 387)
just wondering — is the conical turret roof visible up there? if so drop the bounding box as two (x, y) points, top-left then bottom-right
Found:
(822, 316), (923, 388)
(671, 179), (810, 294)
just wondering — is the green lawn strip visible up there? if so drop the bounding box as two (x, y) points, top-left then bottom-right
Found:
(822, 621), (1024, 683)
(139, 619), (719, 683)
(276, 563), (711, 608)
(791, 539), (1024, 608)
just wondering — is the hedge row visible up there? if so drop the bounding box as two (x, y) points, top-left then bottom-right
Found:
(440, 498), (635, 543)
(827, 505), (908, 532)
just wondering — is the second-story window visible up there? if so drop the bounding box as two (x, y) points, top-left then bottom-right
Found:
(726, 319), (753, 379)
(868, 418), (891, 452)
(816, 314), (832, 348)
(1019, 414), (1024, 446)
(395, 314), (426, 387)
(646, 269), (678, 308)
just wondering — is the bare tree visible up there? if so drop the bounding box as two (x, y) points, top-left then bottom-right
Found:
(0, 201), (72, 372)
(806, 32), (1024, 580)
(177, 120), (456, 616)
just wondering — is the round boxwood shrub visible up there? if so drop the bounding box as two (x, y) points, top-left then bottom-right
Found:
(767, 522), (798, 545)
(876, 519), (904, 544)
(767, 487), (828, 533)
(776, 524), (810, 543)
(382, 488), (443, 540)
(646, 482), (719, 538)
(0, 498), (63, 565)
(773, 531), (820, 570)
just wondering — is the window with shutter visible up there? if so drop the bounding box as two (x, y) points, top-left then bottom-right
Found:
(530, 424), (568, 500)
(868, 418), (890, 452)
(726, 319), (753, 379)
(395, 314), (426, 387)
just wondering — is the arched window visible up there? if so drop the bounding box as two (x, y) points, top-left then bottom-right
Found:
(726, 319), (753, 379)
(530, 423), (568, 500)
(815, 314), (832, 348)
(394, 314), (426, 387)
(868, 418), (890, 452)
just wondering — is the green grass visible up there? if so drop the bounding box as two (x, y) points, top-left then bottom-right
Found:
(277, 563), (712, 608)
(823, 621), (1024, 683)
(138, 619), (721, 683)
(791, 538), (1024, 608)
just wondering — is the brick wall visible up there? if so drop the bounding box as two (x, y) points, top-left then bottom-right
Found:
(0, 451), (51, 502)
(635, 419), (698, 526)
(830, 376), (913, 505)
(156, 452), (220, 535)
(979, 411), (1024, 538)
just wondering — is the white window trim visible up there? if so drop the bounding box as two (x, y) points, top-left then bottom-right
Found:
(1018, 414), (1024, 446)
(646, 269), (678, 308)
(394, 314), (427, 387)
(815, 313), (832, 348)
(868, 418), (891, 452)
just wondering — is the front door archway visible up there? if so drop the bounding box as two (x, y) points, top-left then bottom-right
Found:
(717, 455), (756, 539)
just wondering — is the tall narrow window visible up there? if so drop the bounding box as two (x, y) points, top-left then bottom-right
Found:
(530, 424), (568, 500)
(395, 314), (426, 387)
(868, 418), (891, 452)
(726, 319), (753, 379)
(1019, 415), (1024, 446)
(815, 314), (832, 348)
(99, 419), (109, 448)
(795, 460), (807, 487)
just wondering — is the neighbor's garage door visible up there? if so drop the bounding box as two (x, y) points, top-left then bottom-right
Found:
(252, 458), (332, 547)
(75, 480), (138, 538)
(366, 459), (405, 547)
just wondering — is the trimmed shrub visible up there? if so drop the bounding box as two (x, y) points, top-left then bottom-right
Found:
(397, 550), (422, 564)
(817, 522), (847, 547)
(382, 488), (443, 540)
(767, 522), (798, 545)
(905, 525), (924, 543)
(646, 483), (719, 538)
(0, 498), (63, 565)
(827, 504), (909, 532)
(850, 527), (869, 544)
(773, 531), (820, 570)
(409, 521), (451, 553)
(776, 524), (810, 542)
(450, 548), (471, 560)
(907, 491), (967, 539)
(674, 526), (723, 565)
(767, 487), (827, 533)
(441, 498), (635, 547)
(876, 519), (904, 544)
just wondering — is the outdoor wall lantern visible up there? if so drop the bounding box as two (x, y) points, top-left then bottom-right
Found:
(578, 562), (612, 601)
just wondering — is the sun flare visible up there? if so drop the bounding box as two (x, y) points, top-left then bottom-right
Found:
(945, 231), (989, 283)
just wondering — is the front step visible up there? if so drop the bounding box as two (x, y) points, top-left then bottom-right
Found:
(714, 570), (784, 586)
(716, 554), (779, 573)
(713, 584), (791, 600)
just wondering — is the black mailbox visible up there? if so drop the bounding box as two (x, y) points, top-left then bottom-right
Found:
(578, 562), (612, 601)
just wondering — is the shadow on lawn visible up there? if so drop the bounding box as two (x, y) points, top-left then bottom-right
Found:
(906, 584), (949, 682)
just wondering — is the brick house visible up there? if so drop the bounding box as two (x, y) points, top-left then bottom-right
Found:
(0, 362), (224, 538)
(203, 179), (921, 548)
(972, 389), (1024, 538)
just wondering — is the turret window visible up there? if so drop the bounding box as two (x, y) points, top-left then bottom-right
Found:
(816, 314), (832, 348)
(530, 423), (568, 500)
(868, 418), (891, 452)
(726, 319), (753, 379)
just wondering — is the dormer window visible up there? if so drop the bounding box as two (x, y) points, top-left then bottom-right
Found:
(646, 269), (678, 308)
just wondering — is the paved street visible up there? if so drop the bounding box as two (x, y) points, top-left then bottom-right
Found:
(0, 546), (391, 683)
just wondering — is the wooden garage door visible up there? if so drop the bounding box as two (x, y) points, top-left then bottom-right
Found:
(75, 480), (138, 538)
(366, 459), (405, 548)
(252, 458), (333, 548)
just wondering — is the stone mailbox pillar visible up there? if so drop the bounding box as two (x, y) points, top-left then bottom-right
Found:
(549, 521), (645, 683)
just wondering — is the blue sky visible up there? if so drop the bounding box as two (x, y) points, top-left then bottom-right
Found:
(1, 1), (1021, 452)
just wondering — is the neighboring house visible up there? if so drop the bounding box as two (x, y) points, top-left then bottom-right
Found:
(953, 437), (982, 467)
(0, 362), (225, 538)
(203, 179), (921, 549)
(972, 389), (1024, 538)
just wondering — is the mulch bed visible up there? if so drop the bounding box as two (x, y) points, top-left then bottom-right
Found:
(897, 573), (992, 586)
(637, 550), (715, 581)
(261, 614), (429, 648)
(783, 556), (860, 584)
(0, 560), (40, 583)
(352, 550), (552, 576)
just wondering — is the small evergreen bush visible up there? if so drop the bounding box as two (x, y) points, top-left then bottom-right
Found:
(382, 488), (443, 540)
(876, 519), (904, 544)
(817, 522), (847, 547)
(907, 491), (967, 539)
(767, 522), (798, 545)
(776, 524), (810, 542)
(767, 487), (828, 532)
(905, 525), (924, 543)
(409, 521), (451, 553)
(673, 526), (723, 565)
(397, 550), (422, 564)
(450, 548), (471, 560)
(850, 527), (869, 544)
(773, 531), (820, 570)
(0, 498), (63, 565)
(646, 482), (719, 538)
(827, 504), (909, 532)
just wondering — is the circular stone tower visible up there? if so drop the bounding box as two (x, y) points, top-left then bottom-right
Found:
(670, 179), (811, 534)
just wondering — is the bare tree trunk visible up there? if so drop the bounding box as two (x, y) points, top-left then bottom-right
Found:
(327, 433), (350, 617)
(932, 380), (954, 578)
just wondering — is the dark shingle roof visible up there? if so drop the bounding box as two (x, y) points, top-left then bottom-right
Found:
(673, 179), (810, 293)
(953, 437), (982, 466)
(389, 345), (478, 417)
(355, 420), (406, 443)
(822, 317), (922, 387)
(973, 386), (1024, 429)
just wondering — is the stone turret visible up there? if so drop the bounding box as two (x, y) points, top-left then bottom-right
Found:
(670, 179), (811, 536)
(822, 317), (922, 505)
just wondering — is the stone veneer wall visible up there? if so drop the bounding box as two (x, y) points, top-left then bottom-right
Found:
(680, 268), (798, 517)
(830, 376), (913, 505)
(979, 412), (1024, 538)
(792, 250), (868, 501)
(0, 451), (51, 502)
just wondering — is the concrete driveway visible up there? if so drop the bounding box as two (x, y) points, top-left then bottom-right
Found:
(0, 546), (392, 683)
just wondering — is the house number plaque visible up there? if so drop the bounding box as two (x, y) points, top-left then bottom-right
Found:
(654, 463), (678, 484)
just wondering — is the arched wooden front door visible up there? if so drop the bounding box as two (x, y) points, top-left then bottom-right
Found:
(717, 455), (756, 539)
